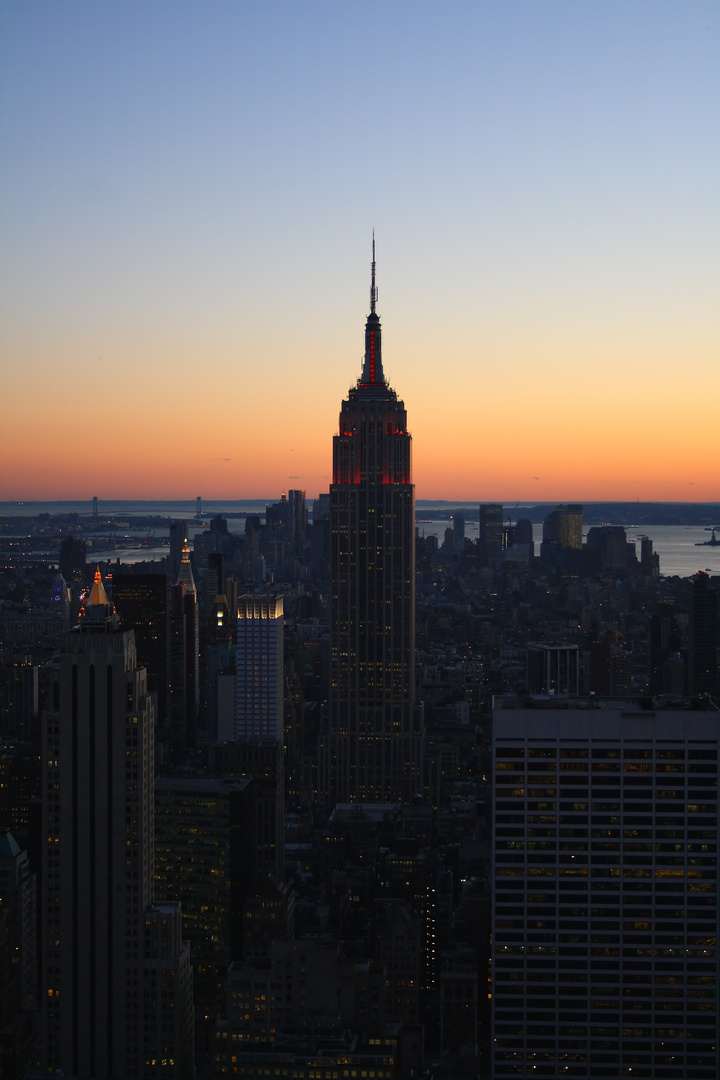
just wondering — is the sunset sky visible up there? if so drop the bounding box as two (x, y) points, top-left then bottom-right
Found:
(1, 2), (718, 503)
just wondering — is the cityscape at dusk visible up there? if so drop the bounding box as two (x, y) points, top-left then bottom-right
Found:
(2, 2), (718, 502)
(1, 5), (719, 1080)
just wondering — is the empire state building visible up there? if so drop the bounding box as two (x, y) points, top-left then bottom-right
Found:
(320, 243), (423, 804)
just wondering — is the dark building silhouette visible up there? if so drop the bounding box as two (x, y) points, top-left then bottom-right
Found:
(0, 661), (39, 741)
(526, 642), (579, 696)
(112, 572), (171, 731)
(585, 524), (630, 573)
(690, 572), (719, 698)
(639, 534), (660, 577)
(588, 630), (632, 696)
(542, 503), (582, 549)
(154, 776), (254, 1014)
(41, 570), (194, 1078)
(58, 536), (87, 584)
(170, 541), (199, 757)
(0, 743), (41, 840)
(200, 551), (234, 747)
(203, 551), (224, 625)
(0, 827), (37, 1079)
(512, 516), (534, 548)
(211, 740), (284, 885)
(478, 504), (503, 562)
(288, 488), (307, 556)
(540, 504), (583, 574)
(266, 491), (308, 560)
(320, 241), (423, 804)
(168, 520), (188, 582)
(452, 511), (466, 552)
(648, 601), (684, 694)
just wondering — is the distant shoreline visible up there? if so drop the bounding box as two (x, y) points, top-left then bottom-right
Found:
(1, 499), (718, 527)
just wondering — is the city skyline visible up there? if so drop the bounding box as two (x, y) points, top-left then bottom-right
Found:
(1, 3), (718, 503)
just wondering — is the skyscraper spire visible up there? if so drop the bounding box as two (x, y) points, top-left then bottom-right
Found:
(360, 234), (386, 387)
(370, 231), (377, 315)
(176, 539), (197, 599)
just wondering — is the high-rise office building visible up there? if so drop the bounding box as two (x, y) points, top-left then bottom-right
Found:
(0, 827), (36, 1013)
(58, 536), (87, 585)
(288, 488), (307, 556)
(492, 695), (719, 1079)
(453, 511), (466, 552)
(212, 595), (286, 885)
(154, 776), (254, 1011)
(320, 241), (422, 804)
(171, 541), (199, 756)
(690, 572), (719, 698)
(585, 524), (630, 573)
(41, 570), (194, 1079)
(112, 572), (172, 729)
(648, 602), (684, 694)
(168, 521), (188, 583)
(234, 595), (284, 741)
(543, 504), (583, 550)
(479, 504), (504, 561)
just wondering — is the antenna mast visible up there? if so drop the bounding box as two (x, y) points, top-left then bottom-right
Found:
(370, 232), (378, 314)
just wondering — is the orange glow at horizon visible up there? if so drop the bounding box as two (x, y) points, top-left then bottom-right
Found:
(2, 334), (717, 504)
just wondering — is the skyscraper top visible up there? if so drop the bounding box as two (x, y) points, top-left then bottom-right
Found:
(176, 539), (197, 599)
(358, 236), (388, 393)
(87, 565), (110, 608)
(77, 565), (118, 628)
(370, 231), (377, 315)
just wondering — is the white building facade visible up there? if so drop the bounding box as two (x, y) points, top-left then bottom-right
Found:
(234, 594), (284, 740)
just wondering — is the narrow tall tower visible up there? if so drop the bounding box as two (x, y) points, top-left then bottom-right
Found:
(321, 241), (422, 804)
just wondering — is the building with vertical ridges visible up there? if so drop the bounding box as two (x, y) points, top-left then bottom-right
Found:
(171, 541), (199, 756)
(112, 571), (172, 729)
(320, 241), (423, 805)
(690, 572), (719, 698)
(41, 569), (194, 1079)
(479, 504), (504, 561)
(234, 595), (283, 740)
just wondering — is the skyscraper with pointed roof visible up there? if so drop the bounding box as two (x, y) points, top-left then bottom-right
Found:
(171, 540), (199, 755)
(320, 241), (423, 804)
(176, 539), (197, 599)
(41, 569), (194, 1078)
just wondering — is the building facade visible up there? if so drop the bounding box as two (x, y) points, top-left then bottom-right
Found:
(690, 572), (719, 698)
(479, 504), (504, 561)
(320, 242), (422, 804)
(542, 504), (583, 550)
(234, 595), (283, 741)
(492, 696), (719, 1080)
(154, 776), (254, 1017)
(41, 571), (194, 1079)
(112, 571), (172, 729)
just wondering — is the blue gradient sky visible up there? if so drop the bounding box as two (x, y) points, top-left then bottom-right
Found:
(1, 2), (718, 501)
